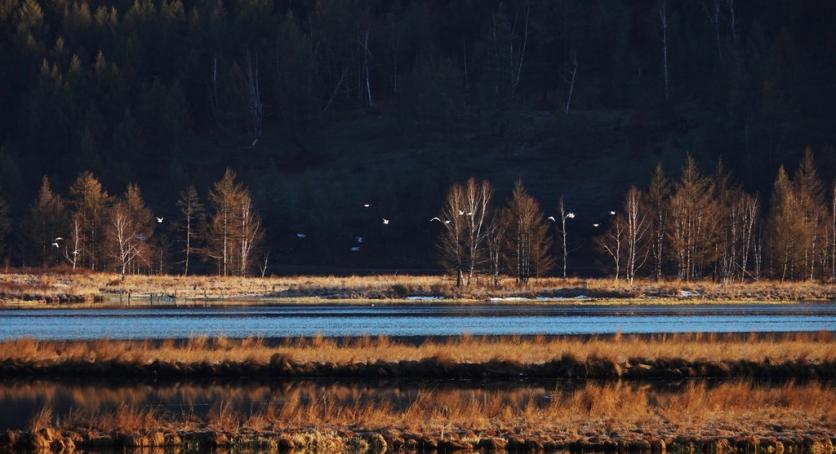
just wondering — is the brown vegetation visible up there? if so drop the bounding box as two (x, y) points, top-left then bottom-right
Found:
(0, 380), (833, 452)
(1, 333), (833, 382)
(0, 271), (834, 305)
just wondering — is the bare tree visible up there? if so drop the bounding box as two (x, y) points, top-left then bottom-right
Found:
(624, 187), (649, 284)
(463, 178), (493, 284)
(437, 183), (467, 286)
(109, 201), (142, 277)
(176, 186), (205, 276)
(245, 49), (263, 144)
(596, 214), (625, 281)
(831, 181), (836, 281)
(658, 0), (670, 100)
(64, 217), (81, 270)
(555, 195), (574, 278)
(645, 163), (671, 280)
(237, 190), (263, 276)
(561, 51), (578, 114)
(486, 213), (507, 287)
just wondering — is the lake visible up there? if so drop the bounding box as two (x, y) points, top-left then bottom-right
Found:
(1, 303), (834, 340)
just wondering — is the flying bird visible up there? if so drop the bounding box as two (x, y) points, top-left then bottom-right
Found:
(355, 236), (364, 244)
(54, 237), (63, 242)
(350, 246), (360, 252)
(296, 233), (307, 239)
(430, 217), (442, 223)
(382, 218), (390, 225)
(458, 209), (465, 215)
(444, 220), (451, 225)
(156, 217), (164, 223)
(363, 203), (371, 208)
(51, 242), (59, 248)
(547, 216), (556, 222)
(609, 211), (616, 216)
(592, 223), (600, 228)
(567, 212), (576, 219)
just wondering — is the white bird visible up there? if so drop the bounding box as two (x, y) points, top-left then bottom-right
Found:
(382, 218), (390, 225)
(567, 212), (576, 219)
(609, 211), (616, 216)
(156, 217), (164, 223)
(356, 236), (363, 244)
(351, 246), (360, 252)
(444, 220), (451, 225)
(51, 242), (59, 248)
(458, 209), (465, 216)
(363, 203), (371, 208)
(71, 250), (79, 256)
(296, 233), (306, 239)
(467, 211), (473, 216)
(430, 217), (442, 223)
(547, 216), (556, 222)
(592, 223), (600, 228)
(54, 237), (63, 242)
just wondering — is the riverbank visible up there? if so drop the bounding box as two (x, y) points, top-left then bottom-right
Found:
(1, 333), (833, 382)
(0, 271), (834, 306)
(1, 381), (833, 453)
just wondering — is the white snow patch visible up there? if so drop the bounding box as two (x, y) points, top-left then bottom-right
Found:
(406, 296), (444, 301)
(678, 290), (700, 298)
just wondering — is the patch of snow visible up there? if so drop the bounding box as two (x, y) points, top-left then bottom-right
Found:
(678, 290), (700, 298)
(406, 296), (444, 301)
(536, 295), (589, 301)
(489, 297), (531, 302)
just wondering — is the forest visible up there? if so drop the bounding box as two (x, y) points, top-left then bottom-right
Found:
(0, 0), (835, 272)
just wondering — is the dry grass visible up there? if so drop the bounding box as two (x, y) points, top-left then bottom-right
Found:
(1, 332), (832, 368)
(0, 270), (834, 305)
(8, 381), (833, 441)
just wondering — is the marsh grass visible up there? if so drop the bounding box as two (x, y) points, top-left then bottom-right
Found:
(1, 332), (833, 374)
(0, 270), (833, 304)
(6, 381), (832, 439)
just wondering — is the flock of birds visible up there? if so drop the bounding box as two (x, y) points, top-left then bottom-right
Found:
(289, 202), (619, 254)
(48, 202), (620, 257)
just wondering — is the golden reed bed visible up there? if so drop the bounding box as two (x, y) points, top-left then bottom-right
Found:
(1, 333), (834, 382)
(2, 381), (833, 452)
(0, 271), (834, 304)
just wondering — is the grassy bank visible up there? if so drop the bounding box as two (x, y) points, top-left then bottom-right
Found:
(0, 271), (834, 306)
(1, 333), (833, 381)
(2, 381), (833, 453)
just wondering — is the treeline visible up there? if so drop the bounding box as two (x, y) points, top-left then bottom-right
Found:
(436, 151), (836, 284)
(1, 0), (835, 187)
(21, 169), (264, 276)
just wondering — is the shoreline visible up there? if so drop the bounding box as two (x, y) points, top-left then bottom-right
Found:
(0, 272), (834, 308)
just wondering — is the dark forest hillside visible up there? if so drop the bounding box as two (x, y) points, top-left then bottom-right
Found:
(0, 0), (835, 272)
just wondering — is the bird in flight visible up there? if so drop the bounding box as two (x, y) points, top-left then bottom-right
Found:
(54, 237), (63, 241)
(430, 217), (441, 222)
(351, 246), (360, 252)
(567, 212), (576, 219)
(156, 217), (164, 223)
(296, 233), (306, 239)
(356, 236), (363, 243)
(458, 209), (465, 215)
(547, 216), (556, 222)
(592, 223), (600, 228)
(609, 211), (616, 216)
(382, 218), (390, 225)
(363, 203), (371, 208)
(51, 242), (59, 248)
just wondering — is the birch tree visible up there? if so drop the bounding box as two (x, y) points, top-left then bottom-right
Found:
(437, 183), (467, 286)
(207, 169), (240, 276)
(624, 186), (649, 284)
(596, 214), (625, 281)
(462, 178), (493, 284)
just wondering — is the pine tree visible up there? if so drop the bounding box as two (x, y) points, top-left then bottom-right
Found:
(27, 176), (67, 266)
(793, 148), (826, 280)
(501, 180), (553, 285)
(69, 171), (109, 270)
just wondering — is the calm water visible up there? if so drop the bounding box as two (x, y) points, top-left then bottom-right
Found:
(0, 303), (834, 340)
